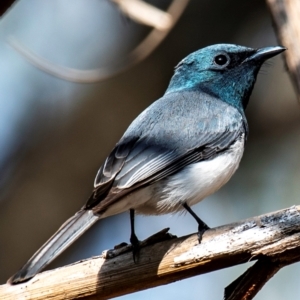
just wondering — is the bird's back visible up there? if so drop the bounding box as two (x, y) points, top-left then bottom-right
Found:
(89, 90), (247, 216)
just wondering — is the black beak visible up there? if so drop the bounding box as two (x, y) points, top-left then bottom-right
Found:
(243, 46), (286, 63)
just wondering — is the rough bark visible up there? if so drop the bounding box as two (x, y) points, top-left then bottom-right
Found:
(1, 206), (300, 300)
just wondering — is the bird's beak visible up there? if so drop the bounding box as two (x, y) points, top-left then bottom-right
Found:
(243, 46), (286, 63)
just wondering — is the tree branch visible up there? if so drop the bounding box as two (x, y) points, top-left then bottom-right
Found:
(111, 0), (173, 30)
(224, 258), (280, 300)
(266, 0), (300, 100)
(1, 206), (300, 299)
(0, 0), (16, 17)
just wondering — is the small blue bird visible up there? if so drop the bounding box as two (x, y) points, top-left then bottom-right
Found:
(9, 44), (285, 284)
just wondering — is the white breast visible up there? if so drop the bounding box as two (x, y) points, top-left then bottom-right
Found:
(135, 134), (245, 215)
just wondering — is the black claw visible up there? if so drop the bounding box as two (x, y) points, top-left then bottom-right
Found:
(183, 202), (210, 243)
(197, 224), (209, 243)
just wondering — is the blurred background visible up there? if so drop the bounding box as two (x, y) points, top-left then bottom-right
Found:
(0, 0), (299, 299)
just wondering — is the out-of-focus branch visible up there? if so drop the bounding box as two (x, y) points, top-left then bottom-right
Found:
(0, 0), (16, 17)
(1, 206), (300, 299)
(112, 0), (173, 30)
(7, 0), (190, 83)
(224, 258), (280, 300)
(266, 0), (300, 100)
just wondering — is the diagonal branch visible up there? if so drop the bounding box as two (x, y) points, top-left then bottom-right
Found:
(224, 258), (280, 300)
(1, 206), (300, 300)
(0, 0), (16, 17)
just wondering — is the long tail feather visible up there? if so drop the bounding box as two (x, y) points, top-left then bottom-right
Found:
(8, 209), (99, 284)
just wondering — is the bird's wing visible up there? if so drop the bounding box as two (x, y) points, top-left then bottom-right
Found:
(114, 129), (241, 188)
(86, 91), (246, 212)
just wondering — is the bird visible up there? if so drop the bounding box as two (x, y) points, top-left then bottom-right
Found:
(8, 44), (285, 284)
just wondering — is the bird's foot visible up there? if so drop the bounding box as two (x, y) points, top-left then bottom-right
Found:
(197, 223), (210, 243)
(130, 233), (140, 263)
(102, 228), (176, 259)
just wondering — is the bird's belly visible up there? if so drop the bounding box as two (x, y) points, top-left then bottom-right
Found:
(135, 135), (245, 215)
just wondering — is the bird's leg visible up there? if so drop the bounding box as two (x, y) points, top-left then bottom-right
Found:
(183, 203), (210, 243)
(129, 209), (140, 262)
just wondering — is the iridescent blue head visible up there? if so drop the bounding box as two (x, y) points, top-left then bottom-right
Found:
(166, 44), (285, 113)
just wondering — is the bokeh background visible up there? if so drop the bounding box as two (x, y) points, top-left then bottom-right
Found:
(0, 0), (299, 299)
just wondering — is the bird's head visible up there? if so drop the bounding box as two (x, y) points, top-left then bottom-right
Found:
(166, 44), (285, 112)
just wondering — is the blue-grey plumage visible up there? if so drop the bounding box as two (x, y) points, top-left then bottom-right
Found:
(94, 91), (246, 216)
(8, 44), (285, 284)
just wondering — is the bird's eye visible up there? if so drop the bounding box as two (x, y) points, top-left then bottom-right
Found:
(214, 54), (229, 66)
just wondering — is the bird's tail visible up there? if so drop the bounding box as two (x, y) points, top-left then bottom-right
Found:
(8, 209), (99, 284)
